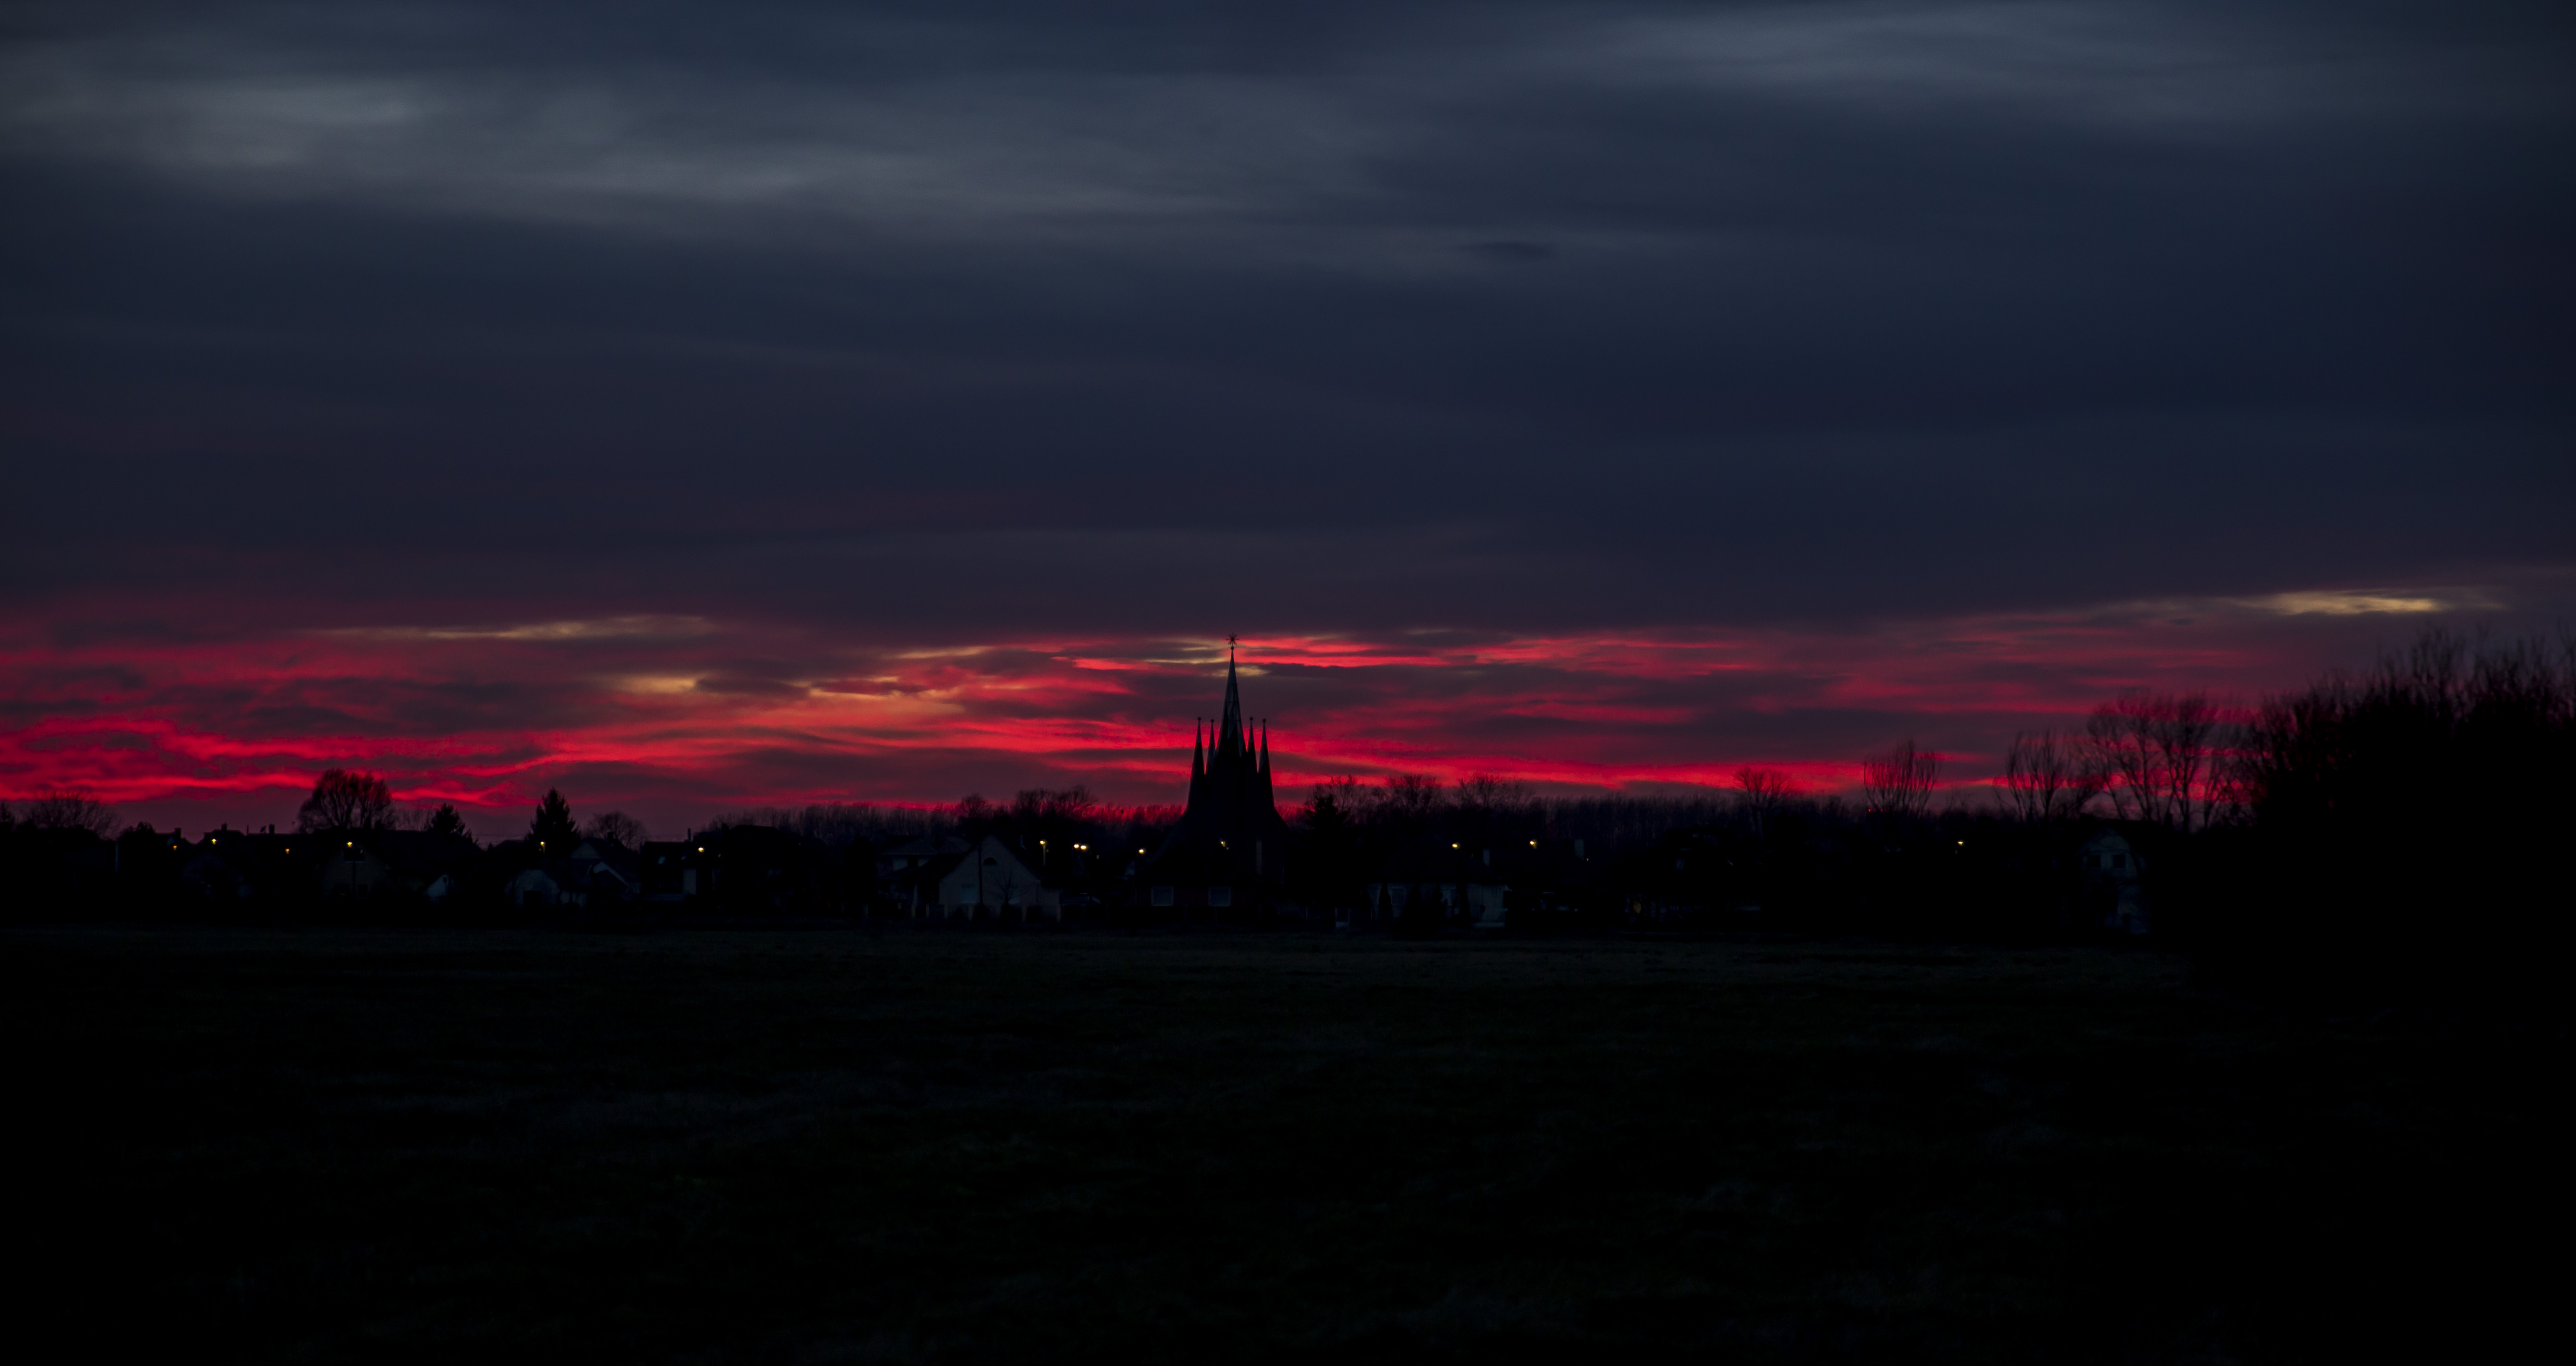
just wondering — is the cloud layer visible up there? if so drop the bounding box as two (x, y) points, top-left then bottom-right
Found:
(4, 578), (2548, 834)
(3, 2), (2570, 830)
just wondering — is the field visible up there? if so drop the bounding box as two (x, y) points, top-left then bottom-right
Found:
(7, 926), (2551, 1362)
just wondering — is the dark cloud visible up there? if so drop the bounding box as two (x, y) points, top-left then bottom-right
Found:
(2, 2), (2571, 820)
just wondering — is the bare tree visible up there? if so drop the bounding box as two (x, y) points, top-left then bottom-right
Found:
(1307, 775), (1361, 817)
(1997, 730), (2103, 826)
(1454, 773), (1533, 815)
(1732, 766), (1796, 841)
(584, 811), (649, 847)
(1859, 739), (1942, 826)
(1357, 774), (1446, 833)
(19, 785), (119, 837)
(299, 769), (395, 833)
(699, 803), (947, 848)
(2085, 692), (2230, 831)
(1448, 773), (1532, 856)
(1012, 786), (1098, 826)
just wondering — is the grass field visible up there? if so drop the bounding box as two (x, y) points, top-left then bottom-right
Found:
(6, 926), (2553, 1362)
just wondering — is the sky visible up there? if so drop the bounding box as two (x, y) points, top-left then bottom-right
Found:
(3, 1), (2570, 838)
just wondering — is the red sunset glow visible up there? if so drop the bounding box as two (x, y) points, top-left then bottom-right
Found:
(0, 588), (2480, 835)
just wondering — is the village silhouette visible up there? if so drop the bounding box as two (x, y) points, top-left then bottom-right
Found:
(9, 627), (2567, 1361)
(9, 0), (2566, 1352)
(6, 628), (2566, 999)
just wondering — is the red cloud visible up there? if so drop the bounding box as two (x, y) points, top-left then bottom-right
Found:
(0, 591), (2480, 834)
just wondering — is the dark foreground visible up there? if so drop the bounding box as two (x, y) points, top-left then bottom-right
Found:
(8, 928), (2556, 1362)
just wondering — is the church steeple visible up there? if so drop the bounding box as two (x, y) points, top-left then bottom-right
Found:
(1151, 634), (1291, 888)
(1189, 719), (1206, 808)
(1218, 636), (1245, 764)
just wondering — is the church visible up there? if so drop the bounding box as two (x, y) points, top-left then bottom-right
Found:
(1137, 640), (1291, 914)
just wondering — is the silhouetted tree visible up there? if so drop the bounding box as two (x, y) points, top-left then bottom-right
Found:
(425, 804), (470, 840)
(1453, 773), (1533, 855)
(2224, 629), (2575, 995)
(1454, 774), (1530, 815)
(2085, 692), (2229, 831)
(1365, 773), (1445, 838)
(21, 785), (120, 837)
(584, 810), (647, 847)
(1859, 739), (1941, 827)
(528, 789), (578, 850)
(1009, 786), (1096, 868)
(1998, 730), (2102, 827)
(1733, 766), (1796, 841)
(1296, 780), (1361, 910)
(299, 769), (394, 833)
(698, 803), (941, 849)
(1012, 786), (1097, 826)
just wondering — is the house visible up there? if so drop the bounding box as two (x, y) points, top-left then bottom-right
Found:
(318, 837), (397, 899)
(657, 824), (839, 915)
(566, 837), (642, 905)
(638, 840), (694, 902)
(208, 828), (312, 904)
(179, 827), (259, 900)
(2078, 824), (2153, 935)
(1361, 878), (1511, 926)
(314, 830), (481, 903)
(1364, 857), (1510, 928)
(931, 834), (1060, 923)
(504, 865), (569, 910)
(879, 835), (970, 916)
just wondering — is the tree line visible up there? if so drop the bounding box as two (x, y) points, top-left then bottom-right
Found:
(5, 627), (2567, 998)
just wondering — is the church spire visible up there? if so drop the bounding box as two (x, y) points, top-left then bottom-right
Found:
(1149, 635), (1292, 886)
(1188, 719), (1206, 808)
(1258, 720), (1275, 809)
(1218, 635), (1245, 763)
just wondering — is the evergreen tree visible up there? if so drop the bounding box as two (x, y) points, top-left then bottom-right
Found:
(528, 789), (578, 850)
(1296, 785), (1359, 912)
(426, 804), (470, 840)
